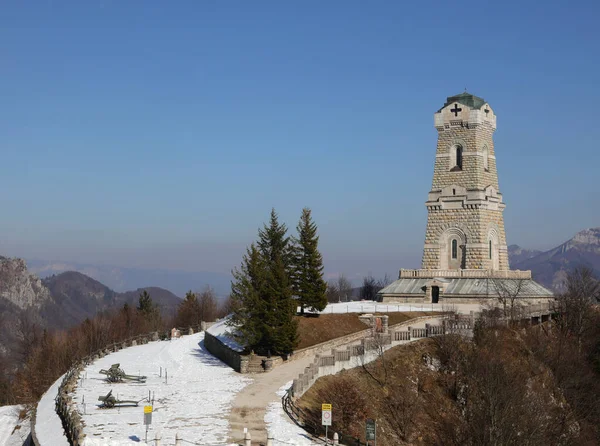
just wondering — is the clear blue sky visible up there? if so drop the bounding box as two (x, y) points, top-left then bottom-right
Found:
(1, 1), (599, 283)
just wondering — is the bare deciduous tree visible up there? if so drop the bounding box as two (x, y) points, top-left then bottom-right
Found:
(490, 278), (527, 321)
(198, 286), (219, 322)
(326, 274), (353, 303)
(555, 266), (599, 349)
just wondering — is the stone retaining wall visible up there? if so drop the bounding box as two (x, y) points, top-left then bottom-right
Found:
(203, 330), (248, 373)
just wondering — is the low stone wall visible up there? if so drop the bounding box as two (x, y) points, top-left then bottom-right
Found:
(203, 330), (248, 373)
(40, 324), (209, 446)
(204, 314), (447, 374)
(291, 316), (451, 398)
(291, 314), (444, 362)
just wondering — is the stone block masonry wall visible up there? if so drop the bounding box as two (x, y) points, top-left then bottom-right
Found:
(203, 331), (249, 374)
(422, 207), (509, 270)
(432, 121), (498, 191)
(422, 117), (509, 271)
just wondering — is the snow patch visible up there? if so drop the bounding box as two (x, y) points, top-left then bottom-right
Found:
(312, 301), (436, 314)
(207, 317), (245, 352)
(0, 405), (30, 446)
(72, 332), (250, 445)
(36, 373), (70, 446)
(264, 382), (318, 445)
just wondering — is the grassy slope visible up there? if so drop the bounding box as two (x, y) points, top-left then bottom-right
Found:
(295, 312), (433, 350)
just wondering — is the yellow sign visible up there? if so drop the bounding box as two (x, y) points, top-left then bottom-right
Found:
(144, 405), (153, 414)
(322, 403), (332, 411)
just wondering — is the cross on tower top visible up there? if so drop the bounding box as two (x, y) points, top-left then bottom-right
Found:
(450, 103), (462, 117)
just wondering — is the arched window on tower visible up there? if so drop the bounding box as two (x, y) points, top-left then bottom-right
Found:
(450, 144), (463, 171)
(483, 145), (489, 171)
(451, 239), (458, 259)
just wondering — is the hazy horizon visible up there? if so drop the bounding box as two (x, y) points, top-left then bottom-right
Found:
(1, 2), (598, 285)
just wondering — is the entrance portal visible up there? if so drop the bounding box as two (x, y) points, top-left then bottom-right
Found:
(432, 286), (440, 304)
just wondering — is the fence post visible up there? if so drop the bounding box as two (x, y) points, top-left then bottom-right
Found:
(244, 430), (252, 446)
(266, 431), (274, 446)
(333, 432), (339, 444)
(155, 432), (161, 446)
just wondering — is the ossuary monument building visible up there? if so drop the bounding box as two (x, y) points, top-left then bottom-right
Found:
(379, 92), (553, 304)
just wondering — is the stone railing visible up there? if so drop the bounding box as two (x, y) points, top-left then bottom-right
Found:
(290, 316), (451, 398)
(399, 269), (532, 279)
(283, 317), (456, 445)
(282, 302), (560, 445)
(45, 324), (205, 446)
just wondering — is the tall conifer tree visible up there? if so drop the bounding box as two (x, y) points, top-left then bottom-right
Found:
(257, 209), (298, 354)
(228, 209), (298, 355)
(292, 208), (328, 314)
(229, 244), (267, 349)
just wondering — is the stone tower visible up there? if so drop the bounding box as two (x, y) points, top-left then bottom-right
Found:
(421, 92), (509, 271)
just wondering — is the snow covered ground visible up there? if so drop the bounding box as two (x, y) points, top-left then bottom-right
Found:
(36, 373), (70, 446)
(72, 332), (250, 445)
(0, 405), (31, 446)
(264, 382), (319, 445)
(207, 318), (244, 352)
(313, 301), (438, 314)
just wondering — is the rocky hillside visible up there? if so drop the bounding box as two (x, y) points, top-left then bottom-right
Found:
(0, 257), (182, 356)
(507, 245), (542, 265)
(509, 227), (600, 291)
(0, 256), (51, 309)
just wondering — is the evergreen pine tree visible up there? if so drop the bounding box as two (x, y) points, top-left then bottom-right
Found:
(137, 290), (154, 314)
(228, 209), (298, 355)
(257, 209), (298, 355)
(137, 290), (161, 330)
(175, 291), (201, 327)
(292, 208), (328, 314)
(228, 244), (268, 350)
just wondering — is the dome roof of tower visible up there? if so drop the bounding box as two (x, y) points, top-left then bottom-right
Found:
(439, 92), (487, 112)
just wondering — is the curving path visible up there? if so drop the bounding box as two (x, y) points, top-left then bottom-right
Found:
(72, 332), (250, 445)
(228, 315), (443, 445)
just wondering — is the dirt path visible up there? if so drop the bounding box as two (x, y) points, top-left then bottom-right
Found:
(227, 354), (315, 445)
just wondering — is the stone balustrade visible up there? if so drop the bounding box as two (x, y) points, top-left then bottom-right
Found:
(399, 268), (532, 279)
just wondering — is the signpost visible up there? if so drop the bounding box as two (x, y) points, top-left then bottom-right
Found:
(144, 405), (153, 443)
(322, 403), (332, 444)
(366, 418), (376, 446)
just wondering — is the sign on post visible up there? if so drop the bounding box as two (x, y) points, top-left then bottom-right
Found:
(322, 403), (332, 444)
(321, 403), (332, 426)
(144, 405), (153, 425)
(366, 418), (376, 441)
(143, 405), (153, 444)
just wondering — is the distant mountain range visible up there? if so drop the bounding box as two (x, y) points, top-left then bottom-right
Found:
(509, 227), (600, 291)
(26, 259), (232, 297)
(0, 256), (183, 357)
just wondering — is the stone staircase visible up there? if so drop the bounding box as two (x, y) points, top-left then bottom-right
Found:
(246, 355), (266, 373)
